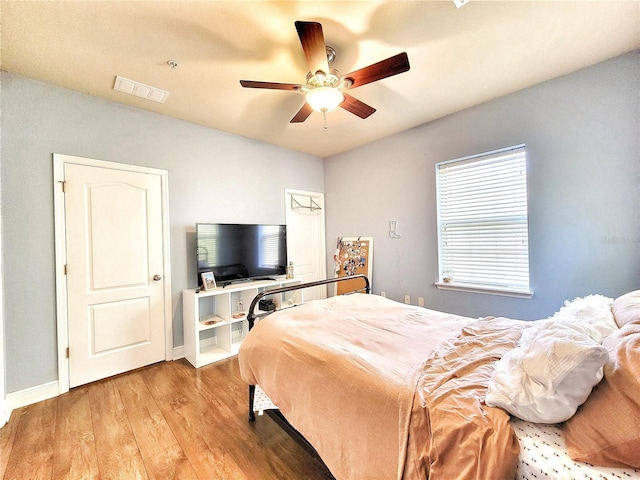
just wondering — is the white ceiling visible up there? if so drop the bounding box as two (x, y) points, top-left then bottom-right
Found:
(2, 1), (638, 158)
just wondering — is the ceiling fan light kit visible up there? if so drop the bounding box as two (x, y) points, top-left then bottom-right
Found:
(239, 20), (410, 127)
(303, 69), (344, 112)
(306, 87), (344, 113)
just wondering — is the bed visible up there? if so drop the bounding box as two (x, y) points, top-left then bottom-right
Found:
(238, 277), (640, 480)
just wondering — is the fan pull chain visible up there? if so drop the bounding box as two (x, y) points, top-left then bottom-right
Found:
(322, 109), (329, 129)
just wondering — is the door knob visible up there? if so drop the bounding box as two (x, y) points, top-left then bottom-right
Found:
(153, 274), (162, 281)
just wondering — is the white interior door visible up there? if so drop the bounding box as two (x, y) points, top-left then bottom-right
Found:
(285, 189), (327, 301)
(61, 159), (169, 388)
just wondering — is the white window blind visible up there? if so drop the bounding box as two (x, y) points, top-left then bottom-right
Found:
(436, 145), (531, 294)
(259, 225), (281, 267)
(197, 224), (219, 266)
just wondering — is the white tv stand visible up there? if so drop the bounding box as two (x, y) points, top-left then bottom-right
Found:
(183, 277), (303, 368)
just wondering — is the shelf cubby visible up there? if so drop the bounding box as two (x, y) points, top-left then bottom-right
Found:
(183, 277), (302, 368)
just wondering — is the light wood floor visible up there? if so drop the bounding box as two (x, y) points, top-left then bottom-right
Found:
(0, 357), (334, 480)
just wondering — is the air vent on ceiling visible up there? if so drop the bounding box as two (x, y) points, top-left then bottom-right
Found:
(113, 76), (169, 103)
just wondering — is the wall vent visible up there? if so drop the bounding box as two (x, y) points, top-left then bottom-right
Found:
(113, 75), (169, 103)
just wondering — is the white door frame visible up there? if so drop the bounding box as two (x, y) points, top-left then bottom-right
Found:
(53, 154), (173, 394)
(0, 182), (6, 425)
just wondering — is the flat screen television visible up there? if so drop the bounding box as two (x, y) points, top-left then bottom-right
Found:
(196, 223), (287, 287)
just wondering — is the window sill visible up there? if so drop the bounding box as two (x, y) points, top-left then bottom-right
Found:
(434, 282), (533, 299)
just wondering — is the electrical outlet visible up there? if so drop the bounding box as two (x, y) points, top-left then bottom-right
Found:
(380, 291), (386, 298)
(404, 294), (411, 304)
(418, 296), (425, 307)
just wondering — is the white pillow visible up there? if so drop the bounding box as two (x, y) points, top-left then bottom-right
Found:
(553, 294), (617, 341)
(485, 321), (608, 423)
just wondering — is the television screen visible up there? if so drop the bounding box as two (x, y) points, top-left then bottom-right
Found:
(196, 223), (287, 286)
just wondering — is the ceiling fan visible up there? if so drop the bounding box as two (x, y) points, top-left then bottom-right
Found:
(240, 21), (410, 127)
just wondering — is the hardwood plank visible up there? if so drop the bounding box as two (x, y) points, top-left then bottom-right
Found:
(193, 365), (284, 475)
(195, 358), (334, 479)
(0, 408), (24, 479)
(254, 412), (335, 480)
(52, 386), (100, 480)
(88, 378), (149, 479)
(143, 444), (199, 480)
(3, 398), (57, 480)
(196, 357), (247, 413)
(114, 370), (178, 459)
(164, 403), (245, 480)
(146, 358), (280, 479)
(139, 359), (203, 415)
(2, 358), (334, 480)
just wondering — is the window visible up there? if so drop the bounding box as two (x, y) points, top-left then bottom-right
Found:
(435, 145), (532, 297)
(197, 224), (220, 267)
(259, 225), (282, 267)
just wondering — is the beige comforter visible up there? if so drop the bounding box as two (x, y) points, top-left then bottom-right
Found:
(238, 294), (527, 480)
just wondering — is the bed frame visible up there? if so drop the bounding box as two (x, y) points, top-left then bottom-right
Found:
(246, 274), (370, 421)
(244, 274), (370, 467)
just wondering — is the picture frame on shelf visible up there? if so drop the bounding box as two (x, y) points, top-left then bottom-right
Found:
(201, 271), (217, 291)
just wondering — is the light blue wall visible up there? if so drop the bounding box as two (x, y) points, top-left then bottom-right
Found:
(0, 72), (323, 393)
(325, 51), (639, 321)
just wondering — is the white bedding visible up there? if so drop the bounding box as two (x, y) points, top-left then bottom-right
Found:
(513, 418), (640, 480)
(252, 385), (278, 415)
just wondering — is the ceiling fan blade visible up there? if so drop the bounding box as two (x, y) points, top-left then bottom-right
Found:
(340, 93), (376, 119)
(343, 52), (410, 89)
(290, 103), (314, 123)
(240, 80), (302, 91)
(295, 21), (329, 75)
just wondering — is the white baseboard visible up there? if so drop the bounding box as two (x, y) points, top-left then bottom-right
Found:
(1, 398), (11, 427)
(5, 380), (60, 421)
(173, 345), (184, 360)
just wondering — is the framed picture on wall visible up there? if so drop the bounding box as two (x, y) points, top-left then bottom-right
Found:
(201, 271), (217, 291)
